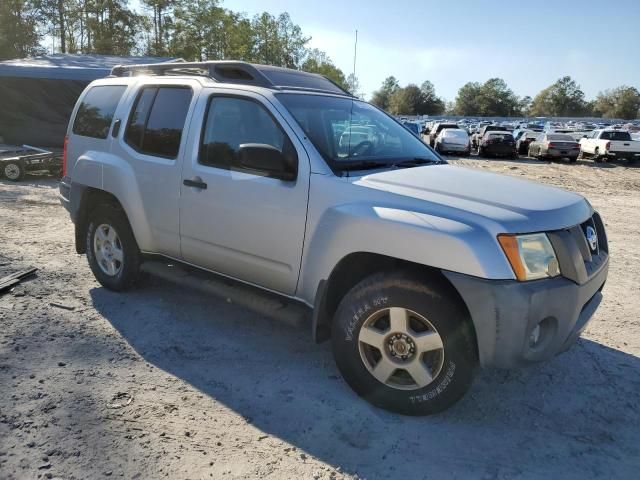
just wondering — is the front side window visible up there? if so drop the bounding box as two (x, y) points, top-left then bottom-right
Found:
(124, 86), (193, 159)
(73, 85), (126, 139)
(277, 93), (440, 171)
(199, 96), (288, 170)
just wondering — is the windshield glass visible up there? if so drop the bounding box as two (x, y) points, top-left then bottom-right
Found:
(277, 93), (439, 169)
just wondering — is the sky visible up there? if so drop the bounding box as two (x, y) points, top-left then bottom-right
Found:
(224, 0), (640, 101)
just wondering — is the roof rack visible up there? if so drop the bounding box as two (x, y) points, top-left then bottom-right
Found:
(110, 60), (352, 97)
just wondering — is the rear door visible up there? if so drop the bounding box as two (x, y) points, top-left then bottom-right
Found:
(109, 79), (200, 258)
(178, 89), (310, 295)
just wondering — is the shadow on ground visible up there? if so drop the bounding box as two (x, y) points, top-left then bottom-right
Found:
(90, 278), (640, 479)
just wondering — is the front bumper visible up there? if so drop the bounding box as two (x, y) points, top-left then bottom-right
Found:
(443, 254), (608, 368)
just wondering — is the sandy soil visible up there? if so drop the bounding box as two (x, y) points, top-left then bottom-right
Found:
(1, 157), (639, 480)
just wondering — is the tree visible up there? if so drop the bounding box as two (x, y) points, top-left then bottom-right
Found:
(453, 82), (482, 116)
(141, 0), (175, 55)
(419, 80), (445, 115)
(301, 49), (347, 90)
(453, 78), (520, 116)
(388, 85), (421, 115)
(250, 12), (309, 68)
(345, 73), (363, 98)
(529, 76), (587, 117)
(370, 76), (400, 110)
(518, 96), (532, 116)
(593, 86), (640, 119)
(0, 0), (42, 60)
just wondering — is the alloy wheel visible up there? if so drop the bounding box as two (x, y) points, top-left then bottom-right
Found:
(93, 223), (124, 276)
(358, 307), (445, 390)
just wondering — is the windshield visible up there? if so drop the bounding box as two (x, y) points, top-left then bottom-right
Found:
(277, 93), (440, 169)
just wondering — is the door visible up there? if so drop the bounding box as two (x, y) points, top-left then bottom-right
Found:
(109, 81), (199, 257)
(179, 91), (310, 295)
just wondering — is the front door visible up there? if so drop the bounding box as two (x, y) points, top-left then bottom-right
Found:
(179, 90), (310, 295)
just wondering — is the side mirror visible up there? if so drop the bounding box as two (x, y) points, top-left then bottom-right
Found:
(238, 143), (297, 181)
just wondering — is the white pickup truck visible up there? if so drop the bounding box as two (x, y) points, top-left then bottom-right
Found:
(579, 129), (640, 163)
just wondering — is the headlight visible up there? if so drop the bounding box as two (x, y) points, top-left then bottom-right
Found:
(498, 233), (560, 281)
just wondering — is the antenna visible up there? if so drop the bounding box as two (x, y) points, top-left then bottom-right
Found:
(346, 29), (358, 173)
(352, 30), (358, 90)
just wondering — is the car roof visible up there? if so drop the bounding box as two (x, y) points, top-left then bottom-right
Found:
(108, 60), (353, 97)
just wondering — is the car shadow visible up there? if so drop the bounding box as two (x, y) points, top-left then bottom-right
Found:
(90, 279), (640, 479)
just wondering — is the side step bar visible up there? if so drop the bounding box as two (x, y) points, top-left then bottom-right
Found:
(140, 260), (310, 328)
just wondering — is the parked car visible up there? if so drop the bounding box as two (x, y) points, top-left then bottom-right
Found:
(402, 121), (421, 137)
(434, 128), (470, 156)
(423, 122), (460, 147)
(528, 133), (581, 162)
(515, 131), (539, 155)
(471, 125), (509, 149)
(477, 132), (517, 158)
(59, 60), (609, 416)
(579, 129), (640, 163)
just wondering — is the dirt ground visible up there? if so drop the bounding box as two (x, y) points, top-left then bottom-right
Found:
(1, 156), (639, 480)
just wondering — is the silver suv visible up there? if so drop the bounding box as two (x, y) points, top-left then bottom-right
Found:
(59, 61), (609, 415)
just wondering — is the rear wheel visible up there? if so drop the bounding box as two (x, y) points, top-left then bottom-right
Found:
(331, 271), (477, 415)
(2, 161), (25, 181)
(86, 204), (141, 291)
(594, 147), (604, 163)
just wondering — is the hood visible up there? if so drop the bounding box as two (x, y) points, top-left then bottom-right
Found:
(353, 165), (591, 233)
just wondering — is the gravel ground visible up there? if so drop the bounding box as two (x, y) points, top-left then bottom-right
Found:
(1, 156), (639, 480)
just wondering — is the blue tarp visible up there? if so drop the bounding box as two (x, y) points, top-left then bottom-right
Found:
(0, 54), (180, 147)
(0, 54), (181, 80)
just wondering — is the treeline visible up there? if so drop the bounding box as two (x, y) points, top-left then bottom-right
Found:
(0, 0), (357, 92)
(372, 75), (640, 120)
(1, 1), (638, 119)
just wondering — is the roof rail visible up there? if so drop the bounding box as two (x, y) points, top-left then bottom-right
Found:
(110, 60), (352, 96)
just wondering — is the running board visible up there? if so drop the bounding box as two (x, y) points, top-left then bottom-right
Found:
(140, 260), (310, 328)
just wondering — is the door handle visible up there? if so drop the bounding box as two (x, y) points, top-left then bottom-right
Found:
(183, 178), (207, 189)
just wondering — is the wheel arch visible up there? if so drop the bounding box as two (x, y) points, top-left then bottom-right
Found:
(311, 251), (478, 360)
(74, 188), (129, 254)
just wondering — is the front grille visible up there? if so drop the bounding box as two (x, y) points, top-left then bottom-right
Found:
(548, 211), (608, 285)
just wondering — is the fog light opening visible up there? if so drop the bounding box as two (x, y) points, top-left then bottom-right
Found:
(528, 317), (556, 352)
(529, 324), (541, 348)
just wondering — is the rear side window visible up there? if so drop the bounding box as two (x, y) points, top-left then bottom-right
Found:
(124, 86), (193, 159)
(72, 85), (126, 139)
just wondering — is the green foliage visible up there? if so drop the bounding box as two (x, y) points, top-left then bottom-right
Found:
(370, 76), (400, 110)
(301, 49), (347, 90)
(0, 0), (42, 60)
(454, 78), (519, 116)
(593, 86), (640, 119)
(529, 76), (587, 117)
(373, 77), (444, 115)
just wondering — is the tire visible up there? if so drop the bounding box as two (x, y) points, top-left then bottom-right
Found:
(331, 271), (477, 415)
(478, 146), (485, 157)
(2, 161), (25, 181)
(86, 204), (141, 291)
(569, 156), (577, 164)
(594, 148), (603, 163)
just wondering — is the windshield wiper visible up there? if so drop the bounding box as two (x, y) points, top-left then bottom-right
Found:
(393, 157), (446, 168)
(339, 160), (394, 172)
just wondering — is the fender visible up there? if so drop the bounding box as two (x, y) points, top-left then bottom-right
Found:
(73, 151), (156, 252)
(297, 201), (516, 305)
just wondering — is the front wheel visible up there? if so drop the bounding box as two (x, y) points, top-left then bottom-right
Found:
(331, 272), (477, 415)
(86, 204), (141, 291)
